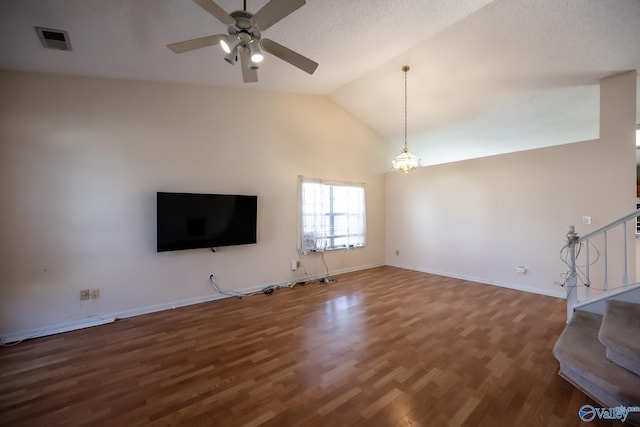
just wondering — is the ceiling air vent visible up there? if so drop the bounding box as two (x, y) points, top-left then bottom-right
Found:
(35, 27), (72, 51)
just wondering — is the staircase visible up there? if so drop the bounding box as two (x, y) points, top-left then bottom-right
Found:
(553, 209), (640, 424)
(553, 301), (640, 424)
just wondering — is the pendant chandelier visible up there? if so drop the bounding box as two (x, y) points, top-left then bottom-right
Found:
(392, 65), (422, 173)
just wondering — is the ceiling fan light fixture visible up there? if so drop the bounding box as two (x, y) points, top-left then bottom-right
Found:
(392, 65), (422, 173)
(249, 40), (264, 63)
(220, 36), (238, 54)
(223, 46), (237, 65)
(220, 39), (230, 53)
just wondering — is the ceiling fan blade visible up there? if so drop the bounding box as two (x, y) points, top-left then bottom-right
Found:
(261, 38), (318, 75)
(239, 47), (258, 83)
(192, 0), (235, 25)
(167, 34), (226, 53)
(252, 0), (306, 31)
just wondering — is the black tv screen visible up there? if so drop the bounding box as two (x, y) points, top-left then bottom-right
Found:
(156, 192), (257, 252)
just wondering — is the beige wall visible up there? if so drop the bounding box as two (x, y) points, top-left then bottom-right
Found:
(0, 71), (392, 336)
(386, 71), (637, 297)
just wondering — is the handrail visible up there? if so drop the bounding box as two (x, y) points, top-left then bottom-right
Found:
(564, 207), (639, 321)
(578, 208), (640, 241)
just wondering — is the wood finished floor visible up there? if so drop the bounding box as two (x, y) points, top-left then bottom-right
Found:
(1, 266), (611, 426)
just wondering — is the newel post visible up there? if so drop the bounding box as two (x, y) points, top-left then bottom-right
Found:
(565, 225), (579, 322)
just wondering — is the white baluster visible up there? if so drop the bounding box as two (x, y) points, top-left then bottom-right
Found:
(603, 230), (608, 292)
(585, 239), (590, 300)
(623, 221), (628, 286)
(566, 226), (579, 322)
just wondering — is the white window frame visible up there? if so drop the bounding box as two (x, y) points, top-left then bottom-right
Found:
(297, 176), (366, 254)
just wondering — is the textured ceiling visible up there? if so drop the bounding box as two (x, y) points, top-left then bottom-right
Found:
(332, 0), (640, 164)
(0, 0), (639, 165)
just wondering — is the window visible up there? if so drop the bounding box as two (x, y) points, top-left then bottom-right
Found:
(298, 177), (366, 253)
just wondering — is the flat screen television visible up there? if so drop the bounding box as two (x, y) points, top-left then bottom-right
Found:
(156, 192), (257, 252)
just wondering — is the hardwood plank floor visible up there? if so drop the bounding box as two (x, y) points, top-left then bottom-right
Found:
(0, 266), (610, 426)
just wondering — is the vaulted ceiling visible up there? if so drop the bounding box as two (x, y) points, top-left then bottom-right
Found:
(1, 0), (639, 165)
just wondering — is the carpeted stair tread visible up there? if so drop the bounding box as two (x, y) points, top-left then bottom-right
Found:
(599, 300), (640, 376)
(552, 310), (640, 410)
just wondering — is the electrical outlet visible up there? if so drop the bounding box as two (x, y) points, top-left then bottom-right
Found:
(290, 260), (298, 271)
(90, 289), (100, 299)
(80, 289), (90, 301)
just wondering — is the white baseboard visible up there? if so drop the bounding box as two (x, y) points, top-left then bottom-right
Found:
(1, 263), (385, 345)
(1, 316), (116, 345)
(491, 279), (565, 299)
(387, 262), (565, 299)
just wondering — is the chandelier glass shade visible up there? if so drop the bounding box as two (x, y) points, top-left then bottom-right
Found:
(392, 147), (422, 173)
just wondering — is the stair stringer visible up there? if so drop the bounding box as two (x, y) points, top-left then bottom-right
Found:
(574, 283), (640, 316)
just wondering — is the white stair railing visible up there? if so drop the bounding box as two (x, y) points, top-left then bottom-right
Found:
(564, 208), (640, 321)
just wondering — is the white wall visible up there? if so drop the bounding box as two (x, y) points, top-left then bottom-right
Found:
(386, 71), (637, 297)
(0, 71), (392, 336)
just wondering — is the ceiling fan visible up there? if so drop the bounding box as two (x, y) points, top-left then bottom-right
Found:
(168, 0), (318, 83)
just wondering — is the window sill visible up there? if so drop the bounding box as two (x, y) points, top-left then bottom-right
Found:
(307, 245), (364, 252)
